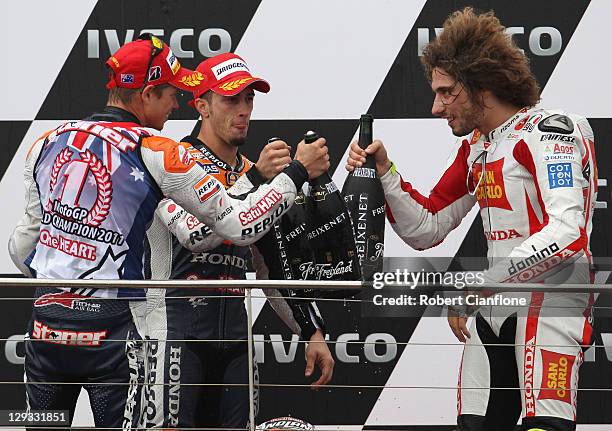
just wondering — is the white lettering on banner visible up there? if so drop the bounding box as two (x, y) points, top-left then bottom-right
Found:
(31, 320), (106, 346)
(254, 333), (397, 364)
(51, 121), (141, 152)
(39, 229), (97, 261)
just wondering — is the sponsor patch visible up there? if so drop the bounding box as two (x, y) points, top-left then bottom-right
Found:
(34, 292), (100, 313)
(32, 320), (107, 346)
(547, 163), (573, 189)
(39, 229), (97, 261)
(541, 134), (575, 143)
(166, 50), (180, 75)
(239, 189), (282, 225)
(110, 56), (120, 68)
(469, 130), (481, 145)
(148, 65), (161, 81)
(212, 58), (250, 80)
(538, 349), (575, 404)
(194, 176), (221, 202)
(198, 163), (219, 174)
(484, 229), (522, 241)
(178, 145), (194, 165)
(121, 73), (134, 84)
(471, 158), (512, 210)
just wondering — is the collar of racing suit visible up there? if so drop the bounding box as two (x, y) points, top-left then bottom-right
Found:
(180, 135), (245, 172)
(485, 106), (531, 144)
(83, 106), (142, 124)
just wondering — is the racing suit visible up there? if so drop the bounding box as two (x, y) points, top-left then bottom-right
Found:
(142, 136), (324, 429)
(8, 107), (308, 429)
(381, 108), (597, 430)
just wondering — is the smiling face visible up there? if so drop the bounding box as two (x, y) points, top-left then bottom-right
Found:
(141, 84), (179, 131)
(430, 67), (483, 137)
(202, 88), (255, 147)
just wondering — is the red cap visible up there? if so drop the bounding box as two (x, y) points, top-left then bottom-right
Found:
(188, 52), (270, 106)
(105, 35), (203, 92)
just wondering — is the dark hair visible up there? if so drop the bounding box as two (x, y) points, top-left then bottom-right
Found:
(421, 7), (540, 108)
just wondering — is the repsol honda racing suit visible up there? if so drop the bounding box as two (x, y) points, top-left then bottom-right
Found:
(8, 107), (308, 429)
(381, 108), (597, 431)
(142, 136), (324, 429)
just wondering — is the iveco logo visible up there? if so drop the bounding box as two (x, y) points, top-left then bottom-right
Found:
(418, 26), (563, 57)
(87, 28), (232, 58)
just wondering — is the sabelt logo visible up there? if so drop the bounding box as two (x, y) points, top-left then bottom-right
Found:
(239, 189), (282, 226)
(471, 158), (512, 210)
(87, 28), (232, 59)
(31, 320), (107, 347)
(538, 349), (574, 404)
(418, 26), (562, 57)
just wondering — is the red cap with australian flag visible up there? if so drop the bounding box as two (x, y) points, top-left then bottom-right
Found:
(105, 35), (203, 92)
(188, 52), (270, 105)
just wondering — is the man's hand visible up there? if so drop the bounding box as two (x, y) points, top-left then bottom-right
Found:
(255, 139), (292, 180)
(304, 329), (334, 389)
(294, 138), (330, 179)
(447, 308), (471, 343)
(345, 139), (391, 177)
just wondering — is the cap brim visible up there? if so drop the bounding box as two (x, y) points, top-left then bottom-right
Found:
(211, 77), (270, 96)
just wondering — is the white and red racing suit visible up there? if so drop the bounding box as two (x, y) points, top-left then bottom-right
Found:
(381, 107), (597, 430)
(142, 136), (324, 429)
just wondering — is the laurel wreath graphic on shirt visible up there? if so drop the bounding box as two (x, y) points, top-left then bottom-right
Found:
(49, 147), (74, 193)
(47, 148), (112, 226)
(219, 77), (253, 91)
(179, 71), (205, 87)
(80, 150), (112, 227)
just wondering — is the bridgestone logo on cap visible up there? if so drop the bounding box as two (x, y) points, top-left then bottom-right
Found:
(212, 58), (250, 80)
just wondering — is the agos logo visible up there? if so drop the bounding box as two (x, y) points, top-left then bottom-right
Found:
(87, 28), (232, 58)
(418, 26), (563, 57)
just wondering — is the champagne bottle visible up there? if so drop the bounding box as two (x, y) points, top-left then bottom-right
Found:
(341, 114), (385, 280)
(254, 139), (314, 284)
(303, 131), (361, 284)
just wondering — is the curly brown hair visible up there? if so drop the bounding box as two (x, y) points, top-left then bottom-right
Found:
(421, 7), (540, 108)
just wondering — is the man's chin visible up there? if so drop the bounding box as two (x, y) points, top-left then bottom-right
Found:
(229, 136), (247, 147)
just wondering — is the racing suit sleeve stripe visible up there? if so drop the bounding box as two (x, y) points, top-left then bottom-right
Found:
(380, 139), (476, 250)
(513, 140), (550, 233)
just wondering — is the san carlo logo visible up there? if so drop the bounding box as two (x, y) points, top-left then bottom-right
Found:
(418, 26), (563, 57)
(87, 28), (232, 58)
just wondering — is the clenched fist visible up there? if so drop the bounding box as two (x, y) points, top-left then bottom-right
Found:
(295, 137), (330, 179)
(255, 139), (292, 180)
(345, 139), (391, 177)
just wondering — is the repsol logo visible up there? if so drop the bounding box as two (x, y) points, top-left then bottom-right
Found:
(253, 333), (397, 364)
(418, 26), (562, 57)
(87, 28), (232, 58)
(144, 339), (160, 425)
